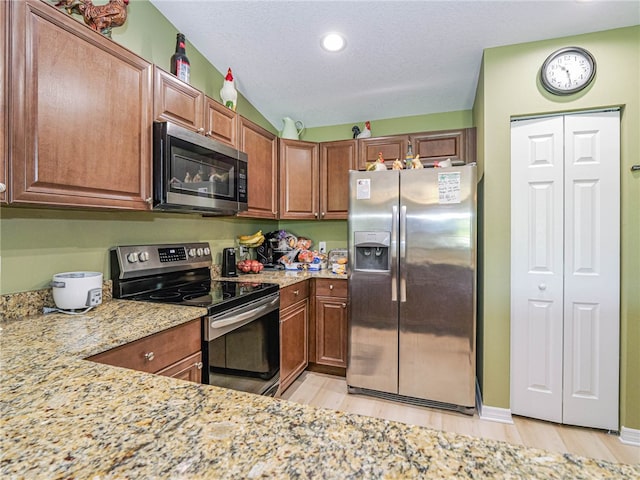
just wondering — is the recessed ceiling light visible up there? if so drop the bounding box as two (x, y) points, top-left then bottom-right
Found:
(321, 33), (346, 52)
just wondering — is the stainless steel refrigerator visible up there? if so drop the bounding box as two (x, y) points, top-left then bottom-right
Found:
(347, 165), (477, 413)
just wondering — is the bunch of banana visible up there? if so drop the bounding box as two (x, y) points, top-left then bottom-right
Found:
(238, 230), (265, 247)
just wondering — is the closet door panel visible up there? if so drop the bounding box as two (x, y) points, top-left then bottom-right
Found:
(562, 111), (619, 431)
(510, 116), (564, 423)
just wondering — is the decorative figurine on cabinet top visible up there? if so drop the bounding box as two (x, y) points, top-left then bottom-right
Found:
(54, 0), (129, 38)
(367, 152), (387, 171)
(220, 68), (238, 111)
(392, 158), (404, 170)
(351, 125), (361, 139)
(356, 121), (372, 139)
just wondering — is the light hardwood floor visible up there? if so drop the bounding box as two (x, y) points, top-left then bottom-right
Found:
(280, 372), (639, 465)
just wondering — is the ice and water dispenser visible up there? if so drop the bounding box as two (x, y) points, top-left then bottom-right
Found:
(353, 231), (390, 272)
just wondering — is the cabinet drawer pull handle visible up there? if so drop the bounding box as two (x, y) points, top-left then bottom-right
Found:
(329, 284), (334, 290)
(195, 362), (203, 370)
(294, 290), (299, 296)
(144, 351), (155, 361)
(341, 303), (347, 308)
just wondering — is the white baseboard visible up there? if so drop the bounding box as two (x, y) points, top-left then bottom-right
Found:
(475, 379), (514, 424)
(619, 426), (640, 446)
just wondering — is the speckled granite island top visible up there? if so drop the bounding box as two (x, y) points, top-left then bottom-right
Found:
(1, 300), (637, 479)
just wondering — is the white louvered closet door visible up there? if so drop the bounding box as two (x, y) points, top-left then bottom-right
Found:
(510, 110), (620, 430)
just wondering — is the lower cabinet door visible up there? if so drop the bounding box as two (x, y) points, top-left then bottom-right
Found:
(279, 298), (309, 394)
(156, 351), (203, 383)
(315, 296), (348, 368)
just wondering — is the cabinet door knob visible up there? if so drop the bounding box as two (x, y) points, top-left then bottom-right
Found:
(195, 362), (203, 370)
(329, 284), (334, 290)
(538, 283), (547, 291)
(341, 303), (347, 308)
(0, 183), (6, 193)
(145, 197), (153, 204)
(144, 351), (155, 361)
(314, 212), (318, 218)
(197, 127), (205, 133)
(205, 131), (213, 137)
(294, 290), (299, 296)
(321, 212), (325, 217)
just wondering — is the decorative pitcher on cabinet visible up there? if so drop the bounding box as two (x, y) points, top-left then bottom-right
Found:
(281, 117), (305, 140)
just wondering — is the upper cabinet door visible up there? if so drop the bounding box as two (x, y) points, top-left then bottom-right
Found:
(319, 139), (357, 220)
(409, 128), (476, 167)
(9, 0), (153, 209)
(237, 116), (278, 219)
(357, 135), (408, 170)
(204, 97), (237, 148)
(279, 139), (319, 220)
(153, 66), (204, 132)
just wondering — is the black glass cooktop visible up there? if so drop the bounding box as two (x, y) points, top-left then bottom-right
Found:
(116, 268), (278, 315)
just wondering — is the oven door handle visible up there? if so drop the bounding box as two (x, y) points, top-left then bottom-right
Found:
(206, 294), (279, 339)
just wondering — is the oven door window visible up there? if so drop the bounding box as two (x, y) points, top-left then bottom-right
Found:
(168, 142), (237, 202)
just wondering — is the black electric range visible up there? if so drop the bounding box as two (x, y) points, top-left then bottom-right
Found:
(110, 243), (279, 315)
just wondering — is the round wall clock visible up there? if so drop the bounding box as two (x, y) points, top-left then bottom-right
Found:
(540, 46), (596, 95)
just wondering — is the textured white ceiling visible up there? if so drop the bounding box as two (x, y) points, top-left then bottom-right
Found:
(149, 1), (639, 130)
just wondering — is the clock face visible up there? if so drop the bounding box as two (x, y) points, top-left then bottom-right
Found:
(541, 47), (596, 95)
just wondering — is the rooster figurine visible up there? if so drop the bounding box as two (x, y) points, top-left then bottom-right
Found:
(356, 121), (372, 139)
(411, 154), (424, 169)
(54, 0), (129, 38)
(220, 68), (238, 111)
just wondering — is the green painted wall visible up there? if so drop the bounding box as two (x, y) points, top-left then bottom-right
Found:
(475, 26), (639, 429)
(303, 110), (474, 142)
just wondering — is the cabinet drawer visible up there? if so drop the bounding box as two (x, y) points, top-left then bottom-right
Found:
(280, 281), (310, 309)
(89, 319), (201, 374)
(314, 278), (347, 297)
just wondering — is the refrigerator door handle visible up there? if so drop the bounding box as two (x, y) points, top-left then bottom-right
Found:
(391, 204), (398, 302)
(400, 205), (407, 302)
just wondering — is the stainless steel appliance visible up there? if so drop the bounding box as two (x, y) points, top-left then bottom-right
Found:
(111, 242), (280, 396)
(221, 247), (237, 277)
(153, 122), (248, 215)
(256, 231), (285, 270)
(347, 166), (477, 414)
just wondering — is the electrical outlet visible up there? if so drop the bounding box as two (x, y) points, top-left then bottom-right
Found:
(319, 241), (327, 254)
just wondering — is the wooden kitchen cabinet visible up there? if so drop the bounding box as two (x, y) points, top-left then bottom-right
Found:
(154, 66), (205, 132)
(8, 0), (153, 210)
(409, 128), (476, 167)
(357, 135), (407, 171)
(88, 319), (203, 383)
(0, 0), (7, 205)
(280, 138), (354, 220)
(310, 279), (348, 373)
(278, 281), (310, 394)
(319, 139), (357, 220)
(356, 128), (476, 170)
(279, 139), (319, 219)
(237, 116), (278, 219)
(154, 67), (238, 148)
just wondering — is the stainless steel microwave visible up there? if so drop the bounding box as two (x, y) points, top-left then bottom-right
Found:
(153, 122), (248, 215)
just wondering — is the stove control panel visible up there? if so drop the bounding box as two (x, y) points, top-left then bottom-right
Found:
(112, 242), (213, 279)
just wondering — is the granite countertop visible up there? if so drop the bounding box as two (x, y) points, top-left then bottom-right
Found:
(1, 299), (637, 478)
(216, 268), (347, 287)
